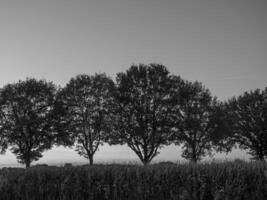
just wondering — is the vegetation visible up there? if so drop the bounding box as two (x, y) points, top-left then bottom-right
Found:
(0, 64), (266, 166)
(226, 88), (267, 161)
(170, 79), (229, 163)
(0, 79), (57, 168)
(114, 64), (175, 165)
(0, 162), (266, 200)
(0, 132), (7, 155)
(54, 74), (117, 165)
(0, 105), (8, 154)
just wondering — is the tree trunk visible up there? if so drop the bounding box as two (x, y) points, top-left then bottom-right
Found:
(25, 159), (31, 168)
(191, 146), (198, 164)
(88, 154), (94, 165)
(191, 156), (198, 164)
(142, 156), (151, 166)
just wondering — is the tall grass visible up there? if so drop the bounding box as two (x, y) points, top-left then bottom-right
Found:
(0, 162), (266, 200)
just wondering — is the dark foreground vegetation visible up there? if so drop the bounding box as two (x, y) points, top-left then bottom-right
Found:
(0, 162), (266, 200)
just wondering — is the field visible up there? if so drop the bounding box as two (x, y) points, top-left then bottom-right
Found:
(0, 162), (266, 200)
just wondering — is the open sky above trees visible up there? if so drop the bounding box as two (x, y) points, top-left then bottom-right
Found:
(0, 0), (267, 166)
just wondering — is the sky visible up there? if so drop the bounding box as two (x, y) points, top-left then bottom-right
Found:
(0, 0), (266, 166)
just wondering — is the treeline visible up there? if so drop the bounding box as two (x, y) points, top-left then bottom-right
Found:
(0, 64), (266, 167)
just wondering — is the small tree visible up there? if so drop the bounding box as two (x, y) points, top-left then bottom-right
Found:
(0, 78), (57, 168)
(226, 88), (267, 161)
(114, 64), (174, 165)
(55, 74), (116, 165)
(170, 79), (229, 163)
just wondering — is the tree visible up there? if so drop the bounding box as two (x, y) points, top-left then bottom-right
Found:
(170, 79), (229, 163)
(0, 89), (8, 155)
(226, 88), (267, 161)
(0, 78), (57, 168)
(0, 134), (7, 154)
(114, 64), (174, 165)
(55, 74), (116, 165)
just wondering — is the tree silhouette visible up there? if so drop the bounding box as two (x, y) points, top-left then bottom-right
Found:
(55, 74), (117, 165)
(0, 135), (7, 154)
(0, 115), (8, 155)
(0, 90), (8, 155)
(226, 88), (267, 161)
(114, 64), (174, 165)
(170, 79), (228, 163)
(0, 78), (57, 168)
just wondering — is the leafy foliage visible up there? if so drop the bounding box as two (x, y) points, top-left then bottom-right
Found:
(55, 74), (117, 165)
(226, 88), (267, 161)
(0, 64), (266, 166)
(170, 79), (230, 162)
(0, 94), (8, 154)
(0, 78), (57, 167)
(0, 123), (8, 154)
(114, 64), (175, 165)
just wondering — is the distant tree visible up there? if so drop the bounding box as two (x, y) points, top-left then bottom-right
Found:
(0, 78), (57, 168)
(226, 88), (267, 161)
(55, 74), (117, 165)
(113, 64), (174, 165)
(170, 79), (231, 163)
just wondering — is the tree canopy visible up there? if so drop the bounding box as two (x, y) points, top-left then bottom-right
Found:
(114, 64), (175, 165)
(0, 78), (57, 167)
(55, 74), (117, 165)
(0, 64), (266, 166)
(0, 92), (8, 154)
(226, 88), (267, 161)
(170, 79), (230, 162)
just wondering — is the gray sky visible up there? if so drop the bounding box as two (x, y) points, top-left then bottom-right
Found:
(0, 0), (266, 166)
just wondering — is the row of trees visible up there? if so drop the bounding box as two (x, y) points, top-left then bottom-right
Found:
(0, 64), (266, 167)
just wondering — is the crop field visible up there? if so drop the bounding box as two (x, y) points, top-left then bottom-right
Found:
(0, 162), (266, 200)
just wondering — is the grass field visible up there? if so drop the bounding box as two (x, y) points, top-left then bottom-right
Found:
(0, 161), (266, 200)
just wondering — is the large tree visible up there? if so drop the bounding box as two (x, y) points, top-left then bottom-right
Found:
(170, 79), (230, 163)
(55, 74), (116, 165)
(226, 88), (267, 161)
(114, 64), (175, 165)
(0, 78), (57, 168)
